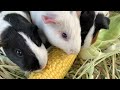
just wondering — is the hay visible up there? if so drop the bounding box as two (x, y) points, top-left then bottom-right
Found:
(0, 55), (27, 79)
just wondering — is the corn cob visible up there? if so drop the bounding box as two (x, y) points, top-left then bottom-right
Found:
(28, 47), (77, 79)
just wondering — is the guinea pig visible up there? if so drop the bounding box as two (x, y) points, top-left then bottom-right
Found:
(0, 11), (48, 71)
(30, 11), (81, 55)
(77, 11), (110, 49)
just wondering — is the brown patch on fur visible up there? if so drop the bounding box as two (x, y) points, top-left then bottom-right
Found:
(92, 32), (99, 44)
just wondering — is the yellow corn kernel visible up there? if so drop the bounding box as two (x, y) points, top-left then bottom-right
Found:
(28, 47), (77, 79)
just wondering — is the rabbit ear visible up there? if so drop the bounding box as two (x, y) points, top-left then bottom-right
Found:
(42, 13), (58, 24)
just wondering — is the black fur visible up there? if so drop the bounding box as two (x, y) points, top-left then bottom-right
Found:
(94, 13), (110, 37)
(0, 12), (44, 71)
(80, 11), (95, 45)
(38, 30), (52, 49)
(80, 11), (110, 46)
(1, 27), (40, 71)
(4, 13), (51, 48)
(4, 13), (42, 47)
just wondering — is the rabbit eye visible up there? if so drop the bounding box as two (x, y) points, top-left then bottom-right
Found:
(62, 33), (68, 39)
(15, 49), (23, 57)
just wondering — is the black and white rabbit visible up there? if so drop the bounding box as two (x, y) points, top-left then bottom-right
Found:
(0, 11), (48, 71)
(77, 11), (110, 49)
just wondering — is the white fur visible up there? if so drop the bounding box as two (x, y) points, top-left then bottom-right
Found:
(19, 32), (48, 69)
(30, 11), (81, 54)
(82, 25), (95, 49)
(76, 11), (81, 18)
(81, 11), (96, 49)
(0, 19), (11, 37)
